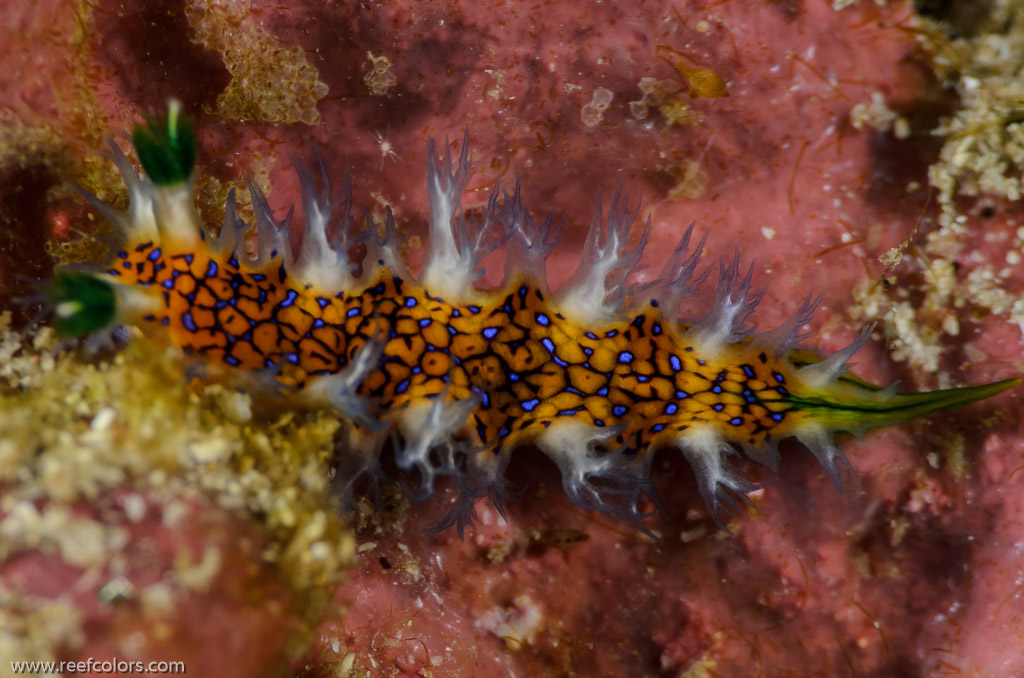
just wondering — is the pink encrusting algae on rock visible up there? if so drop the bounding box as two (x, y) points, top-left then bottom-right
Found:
(4, 1), (1024, 677)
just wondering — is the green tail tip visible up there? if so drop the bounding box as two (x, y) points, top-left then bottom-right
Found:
(790, 375), (1021, 433)
(45, 272), (117, 337)
(132, 99), (196, 186)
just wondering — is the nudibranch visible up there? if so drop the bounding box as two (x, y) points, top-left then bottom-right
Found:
(46, 101), (1019, 534)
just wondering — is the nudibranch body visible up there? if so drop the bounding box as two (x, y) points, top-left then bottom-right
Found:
(50, 102), (1020, 533)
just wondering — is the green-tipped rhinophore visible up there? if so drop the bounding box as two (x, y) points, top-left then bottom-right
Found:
(45, 272), (117, 337)
(132, 99), (196, 186)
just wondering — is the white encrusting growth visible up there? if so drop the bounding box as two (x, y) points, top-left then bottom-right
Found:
(556, 187), (652, 325)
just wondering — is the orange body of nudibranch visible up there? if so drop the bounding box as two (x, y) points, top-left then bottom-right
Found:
(60, 104), (1018, 534)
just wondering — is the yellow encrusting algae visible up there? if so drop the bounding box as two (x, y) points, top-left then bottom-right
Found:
(0, 313), (355, 667)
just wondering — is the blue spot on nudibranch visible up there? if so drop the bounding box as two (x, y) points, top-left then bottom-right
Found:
(418, 318), (432, 328)
(652, 423), (665, 432)
(312, 319), (325, 328)
(182, 312), (197, 333)
(618, 351), (633, 364)
(536, 313), (550, 326)
(521, 398), (539, 412)
(483, 327), (499, 340)
(468, 305), (481, 314)
(285, 353), (299, 364)
(771, 412), (784, 422)
(613, 405), (627, 417)
(122, 261), (131, 270)
(316, 297), (329, 308)
(541, 338), (555, 353)
(280, 290), (298, 308)
(597, 387), (609, 396)
(396, 379), (410, 394)
(510, 373), (519, 381)
(742, 364), (756, 378)
(773, 372), (785, 383)
(224, 355), (240, 366)
(713, 403), (724, 412)
(585, 332), (597, 340)
(729, 417), (742, 426)
(665, 403), (678, 415)
(117, 251), (128, 259)
(147, 248), (162, 262)
(161, 279), (174, 289)
(669, 355), (681, 372)
(404, 297), (417, 308)
(711, 385), (722, 394)
(346, 307), (360, 318)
